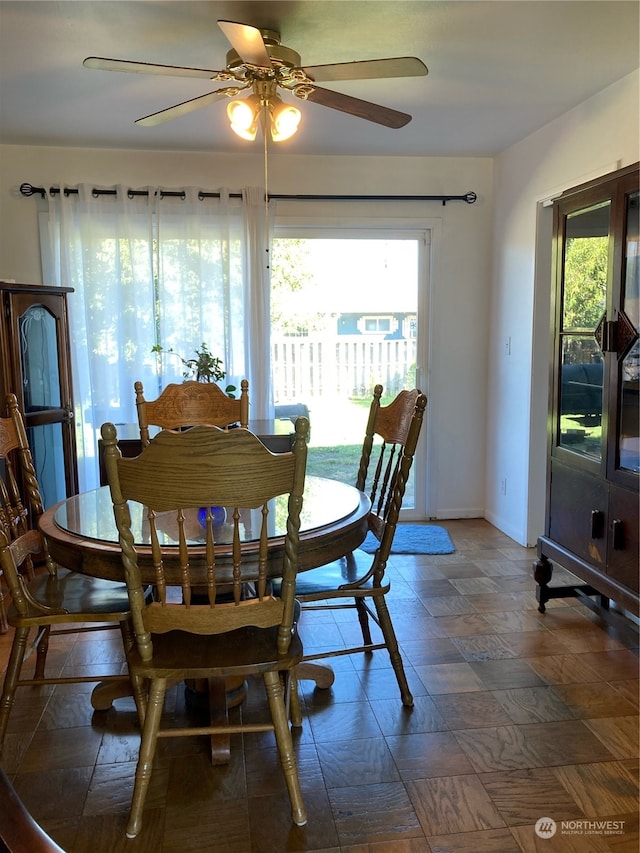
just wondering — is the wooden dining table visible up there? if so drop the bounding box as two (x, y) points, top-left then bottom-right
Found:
(38, 476), (370, 761)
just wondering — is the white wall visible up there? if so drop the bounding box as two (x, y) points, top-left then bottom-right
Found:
(487, 70), (640, 545)
(0, 146), (494, 520)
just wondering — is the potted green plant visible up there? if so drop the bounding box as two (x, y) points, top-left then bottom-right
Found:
(151, 342), (237, 397)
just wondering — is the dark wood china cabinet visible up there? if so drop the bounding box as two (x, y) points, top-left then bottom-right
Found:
(0, 282), (78, 507)
(534, 163), (639, 618)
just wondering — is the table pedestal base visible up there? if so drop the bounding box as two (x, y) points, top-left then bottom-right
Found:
(188, 676), (247, 765)
(297, 662), (335, 689)
(91, 677), (131, 711)
(90, 664), (335, 766)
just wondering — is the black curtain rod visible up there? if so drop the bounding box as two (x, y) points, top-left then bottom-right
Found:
(19, 183), (477, 206)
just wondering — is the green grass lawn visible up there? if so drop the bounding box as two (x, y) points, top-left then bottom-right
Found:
(300, 393), (409, 485)
(306, 443), (361, 483)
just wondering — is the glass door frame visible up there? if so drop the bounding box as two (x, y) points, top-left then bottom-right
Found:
(271, 221), (432, 520)
(607, 171), (639, 490)
(551, 187), (612, 477)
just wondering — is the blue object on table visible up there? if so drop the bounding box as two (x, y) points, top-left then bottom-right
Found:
(198, 506), (227, 527)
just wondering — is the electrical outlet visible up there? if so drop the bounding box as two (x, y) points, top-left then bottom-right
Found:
(500, 478), (507, 495)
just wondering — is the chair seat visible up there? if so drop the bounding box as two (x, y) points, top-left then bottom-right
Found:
(7, 568), (131, 625)
(275, 549), (388, 598)
(128, 626), (303, 679)
(295, 549), (372, 594)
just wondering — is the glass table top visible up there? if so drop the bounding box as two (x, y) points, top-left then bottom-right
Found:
(54, 476), (365, 548)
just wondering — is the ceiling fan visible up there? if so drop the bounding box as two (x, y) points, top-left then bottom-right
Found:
(83, 19), (428, 141)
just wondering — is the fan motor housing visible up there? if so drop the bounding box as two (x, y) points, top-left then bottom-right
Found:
(226, 30), (301, 71)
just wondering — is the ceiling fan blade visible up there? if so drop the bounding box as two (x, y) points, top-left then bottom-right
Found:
(302, 56), (428, 83)
(83, 56), (222, 80)
(135, 89), (233, 126)
(304, 86), (412, 129)
(217, 20), (272, 68)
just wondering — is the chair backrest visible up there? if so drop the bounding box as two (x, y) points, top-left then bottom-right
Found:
(0, 395), (47, 539)
(101, 418), (309, 660)
(0, 527), (49, 619)
(0, 394), (55, 588)
(357, 385), (427, 546)
(135, 379), (250, 446)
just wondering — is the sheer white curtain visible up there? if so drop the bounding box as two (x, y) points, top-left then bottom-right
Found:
(40, 183), (271, 491)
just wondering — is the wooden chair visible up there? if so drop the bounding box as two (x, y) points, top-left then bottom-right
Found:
(135, 378), (249, 446)
(286, 385), (427, 709)
(101, 417), (309, 839)
(0, 393), (137, 754)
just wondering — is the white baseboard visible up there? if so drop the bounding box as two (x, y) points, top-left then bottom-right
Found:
(484, 509), (527, 546)
(428, 508), (484, 520)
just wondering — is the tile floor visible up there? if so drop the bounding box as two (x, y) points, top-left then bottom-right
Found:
(0, 519), (638, 852)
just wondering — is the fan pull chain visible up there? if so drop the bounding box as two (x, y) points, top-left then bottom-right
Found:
(263, 109), (270, 270)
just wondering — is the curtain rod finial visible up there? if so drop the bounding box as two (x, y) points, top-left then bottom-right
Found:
(20, 182), (46, 198)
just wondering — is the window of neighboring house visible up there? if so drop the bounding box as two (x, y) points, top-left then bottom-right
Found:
(362, 316), (393, 334)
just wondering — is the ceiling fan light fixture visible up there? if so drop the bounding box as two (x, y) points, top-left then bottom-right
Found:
(228, 91), (301, 142)
(227, 95), (260, 140)
(269, 98), (301, 142)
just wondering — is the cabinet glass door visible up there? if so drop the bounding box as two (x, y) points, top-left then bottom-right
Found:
(557, 200), (609, 461)
(26, 424), (68, 509)
(8, 290), (77, 505)
(20, 305), (62, 412)
(18, 304), (70, 506)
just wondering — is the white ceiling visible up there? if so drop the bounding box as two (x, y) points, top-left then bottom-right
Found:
(1, 1), (638, 158)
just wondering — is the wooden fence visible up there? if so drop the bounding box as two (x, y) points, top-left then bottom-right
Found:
(271, 335), (417, 401)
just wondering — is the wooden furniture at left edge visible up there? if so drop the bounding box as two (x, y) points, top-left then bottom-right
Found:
(0, 282), (78, 634)
(0, 283), (77, 500)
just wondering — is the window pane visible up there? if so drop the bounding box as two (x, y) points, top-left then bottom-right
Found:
(19, 305), (62, 412)
(27, 423), (67, 508)
(559, 336), (603, 459)
(562, 202), (610, 330)
(270, 236), (420, 510)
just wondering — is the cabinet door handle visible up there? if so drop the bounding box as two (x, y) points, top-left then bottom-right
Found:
(590, 510), (605, 539)
(612, 519), (625, 550)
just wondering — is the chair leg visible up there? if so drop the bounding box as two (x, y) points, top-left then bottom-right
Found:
(33, 625), (50, 680)
(119, 619), (147, 724)
(355, 597), (373, 646)
(263, 670), (307, 827)
(129, 673), (148, 727)
(289, 670), (302, 728)
(0, 580), (8, 634)
(126, 677), (166, 839)
(373, 595), (414, 707)
(0, 627), (29, 753)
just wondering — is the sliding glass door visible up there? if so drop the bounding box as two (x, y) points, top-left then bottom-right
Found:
(270, 228), (429, 518)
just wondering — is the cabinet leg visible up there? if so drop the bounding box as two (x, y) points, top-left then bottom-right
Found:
(533, 556), (553, 613)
